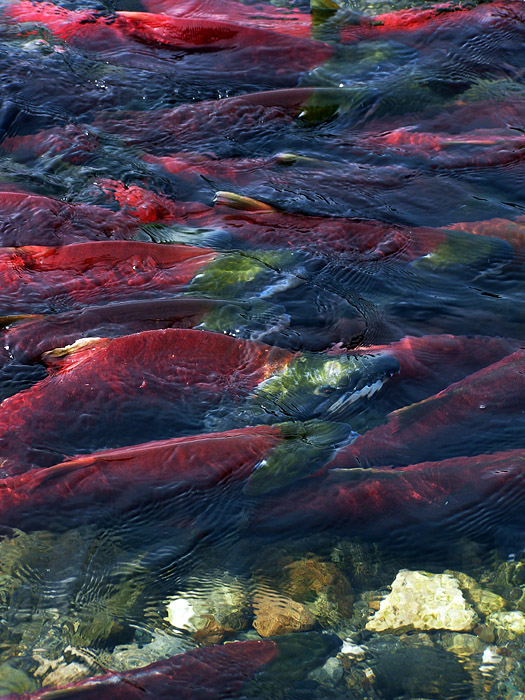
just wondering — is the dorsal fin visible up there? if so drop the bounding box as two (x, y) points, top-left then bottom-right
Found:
(214, 191), (276, 212)
(42, 337), (110, 371)
(0, 313), (44, 329)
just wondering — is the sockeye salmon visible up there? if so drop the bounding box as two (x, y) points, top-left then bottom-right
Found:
(0, 124), (99, 165)
(6, 2), (332, 86)
(142, 0), (313, 38)
(326, 349), (525, 469)
(360, 127), (525, 170)
(0, 425), (283, 531)
(0, 639), (278, 699)
(0, 241), (217, 313)
(340, 1), (525, 46)
(0, 187), (136, 246)
(0, 297), (253, 365)
(251, 449), (525, 547)
(0, 328), (398, 473)
(101, 180), (509, 267)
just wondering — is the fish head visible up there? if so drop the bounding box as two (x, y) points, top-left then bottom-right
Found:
(252, 350), (400, 421)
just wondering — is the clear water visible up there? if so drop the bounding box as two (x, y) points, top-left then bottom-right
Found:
(0, 0), (523, 698)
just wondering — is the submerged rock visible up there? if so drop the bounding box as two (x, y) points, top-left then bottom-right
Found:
(165, 574), (250, 643)
(446, 570), (507, 617)
(440, 632), (485, 657)
(366, 570), (478, 633)
(370, 646), (473, 700)
(253, 591), (316, 637)
(486, 610), (525, 642)
(102, 631), (190, 672)
(254, 552), (354, 631)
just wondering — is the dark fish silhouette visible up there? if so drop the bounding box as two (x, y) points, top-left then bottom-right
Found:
(0, 125), (99, 165)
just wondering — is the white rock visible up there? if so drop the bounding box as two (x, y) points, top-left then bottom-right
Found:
(340, 641), (367, 660)
(165, 597), (196, 630)
(486, 610), (525, 640)
(366, 570), (478, 633)
(480, 646), (504, 675)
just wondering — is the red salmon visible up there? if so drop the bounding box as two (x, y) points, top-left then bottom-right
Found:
(0, 425), (282, 531)
(340, 1), (525, 45)
(6, 2), (332, 82)
(0, 328), (293, 473)
(0, 241), (216, 313)
(0, 639), (278, 699)
(101, 179), (501, 266)
(252, 449), (525, 545)
(0, 187), (136, 246)
(0, 297), (236, 363)
(1, 125), (99, 165)
(142, 0), (313, 37)
(326, 349), (525, 469)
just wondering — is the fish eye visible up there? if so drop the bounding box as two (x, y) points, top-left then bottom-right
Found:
(316, 385), (337, 395)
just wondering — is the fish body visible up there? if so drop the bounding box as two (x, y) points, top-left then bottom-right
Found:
(0, 188), (137, 246)
(0, 425), (282, 531)
(252, 449), (525, 545)
(0, 125), (99, 165)
(352, 334), (518, 384)
(0, 324), (402, 473)
(0, 639), (278, 699)
(102, 180), (502, 266)
(340, 1), (525, 45)
(0, 297), (232, 363)
(0, 241), (217, 313)
(6, 3), (332, 83)
(327, 349), (525, 469)
(0, 328), (293, 473)
(93, 88), (319, 153)
(361, 127), (525, 169)
(444, 216), (525, 252)
(142, 0), (313, 37)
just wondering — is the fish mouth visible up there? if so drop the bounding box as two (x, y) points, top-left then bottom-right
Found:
(319, 353), (400, 419)
(252, 351), (400, 422)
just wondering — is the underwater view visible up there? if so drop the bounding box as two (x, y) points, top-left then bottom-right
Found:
(0, 0), (523, 697)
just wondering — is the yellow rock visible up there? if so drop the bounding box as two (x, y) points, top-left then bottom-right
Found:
(253, 591), (315, 637)
(366, 570), (478, 633)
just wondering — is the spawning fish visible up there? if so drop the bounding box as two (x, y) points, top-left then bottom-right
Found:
(141, 0), (314, 37)
(101, 179), (509, 268)
(0, 297), (262, 365)
(339, 1), (525, 46)
(0, 639), (278, 699)
(6, 2), (332, 86)
(0, 186), (137, 246)
(0, 241), (217, 313)
(0, 425), (283, 531)
(0, 328), (398, 474)
(0, 124), (99, 165)
(251, 448), (525, 548)
(326, 349), (525, 469)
